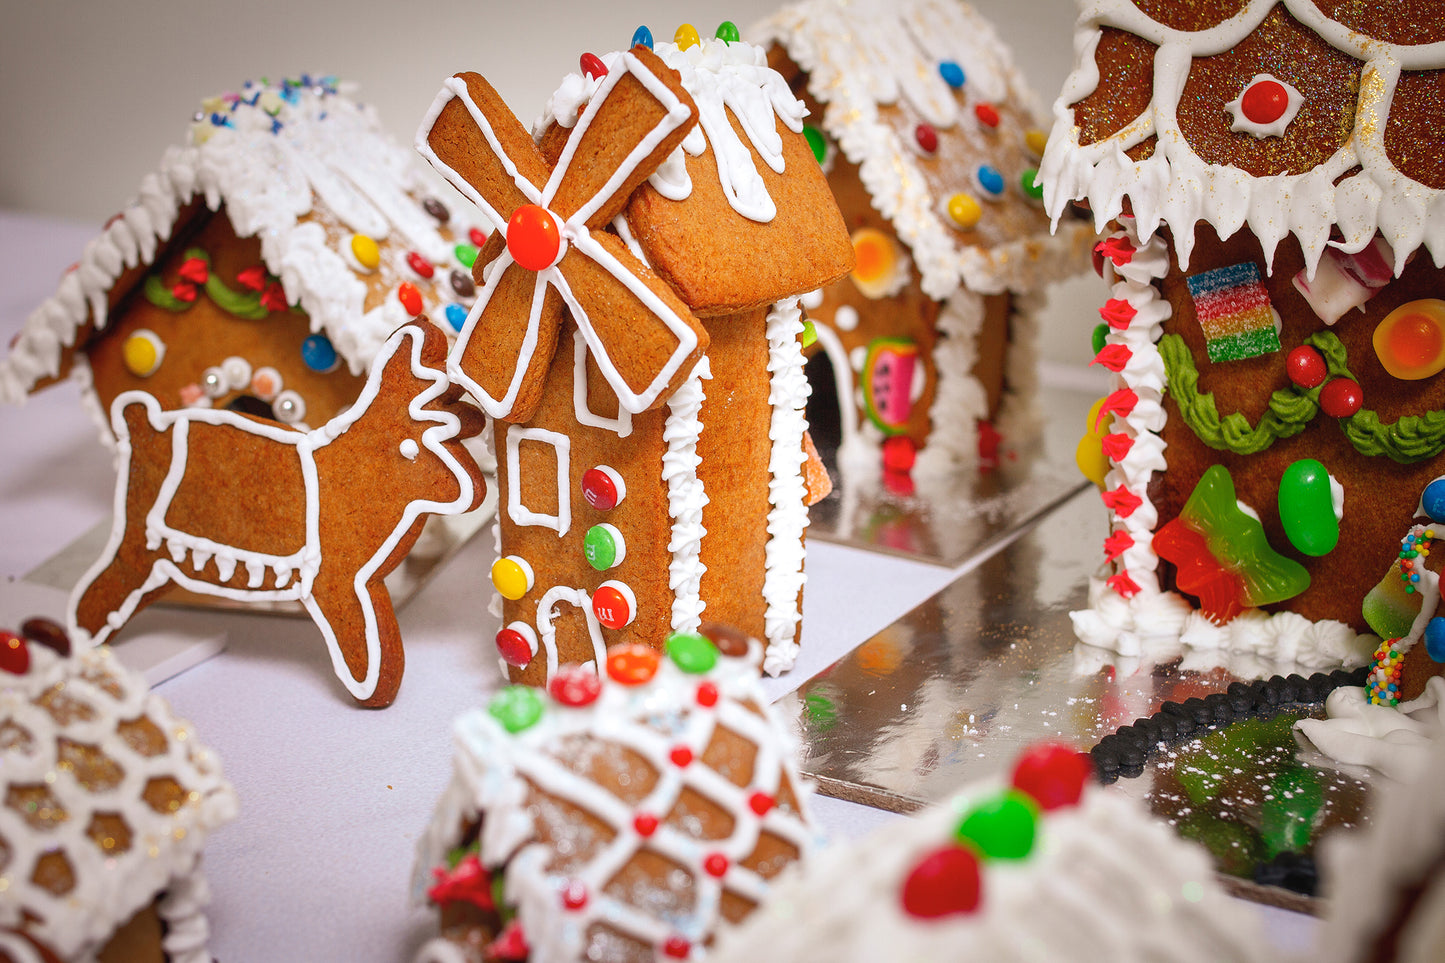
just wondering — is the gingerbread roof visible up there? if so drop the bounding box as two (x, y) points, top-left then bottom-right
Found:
(753, 0), (1094, 300)
(1040, 0), (1445, 276)
(0, 643), (237, 960)
(0, 75), (483, 404)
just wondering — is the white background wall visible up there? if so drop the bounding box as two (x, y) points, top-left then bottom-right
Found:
(0, 0), (1098, 366)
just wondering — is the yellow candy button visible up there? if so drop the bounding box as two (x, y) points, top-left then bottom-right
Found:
(675, 23), (701, 49)
(946, 193), (982, 230)
(122, 329), (165, 377)
(1076, 397), (1110, 488)
(350, 234), (380, 271)
(1025, 128), (1049, 157)
(491, 555), (534, 601)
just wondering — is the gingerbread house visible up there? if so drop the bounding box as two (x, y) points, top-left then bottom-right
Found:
(418, 33), (853, 683)
(753, 0), (1095, 483)
(1043, 2), (1445, 695)
(0, 74), (486, 436)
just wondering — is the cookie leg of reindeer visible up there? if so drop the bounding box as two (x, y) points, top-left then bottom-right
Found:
(69, 322), (486, 707)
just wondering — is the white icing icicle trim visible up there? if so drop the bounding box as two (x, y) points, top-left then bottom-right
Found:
(761, 297), (810, 675)
(665, 358), (711, 634)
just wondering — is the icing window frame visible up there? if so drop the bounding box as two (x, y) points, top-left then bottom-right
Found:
(572, 336), (633, 438)
(505, 425), (572, 535)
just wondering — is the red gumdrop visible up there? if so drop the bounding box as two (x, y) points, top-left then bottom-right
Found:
(1241, 79), (1289, 125)
(1011, 742), (1093, 811)
(1319, 377), (1363, 418)
(900, 845), (981, 918)
(0, 631), (29, 675)
(1286, 345), (1327, 388)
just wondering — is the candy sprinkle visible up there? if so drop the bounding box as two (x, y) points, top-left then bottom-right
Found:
(715, 20), (740, 42)
(674, 23), (701, 50)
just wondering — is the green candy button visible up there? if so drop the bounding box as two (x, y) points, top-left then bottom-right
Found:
(455, 243), (479, 268)
(1092, 322), (1109, 356)
(488, 685), (544, 733)
(584, 524), (623, 571)
(1278, 458), (1340, 557)
(803, 124), (827, 165)
(715, 20), (740, 42)
(955, 789), (1039, 860)
(1020, 168), (1043, 201)
(666, 631), (719, 674)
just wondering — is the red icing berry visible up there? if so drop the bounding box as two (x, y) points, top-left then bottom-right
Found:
(507, 204), (562, 271)
(977, 419), (1002, 468)
(695, 680), (719, 707)
(748, 791), (775, 816)
(973, 103), (999, 128)
(0, 632), (29, 675)
(882, 435), (916, 473)
(900, 845), (981, 918)
(580, 52), (608, 80)
(549, 664), (601, 706)
(1099, 298), (1137, 328)
(178, 256), (209, 284)
(469, 227), (488, 247)
(1241, 79), (1289, 125)
(915, 123), (938, 154)
(1286, 345), (1328, 389)
(495, 627), (535, 668)
(581, 466), (621, 511)
(260, 280), (289, 312)
(883, 468), (916, 497)
(489, 920), (529, 961)
(703, 853), (729, 877)
(406, 251), (435, 278)
(634, 812), (659, 836)
(670, 745), (694, 768)
(1320, 377), (1363, 418)
(662, 936), (692, 959)
(237, 265), (267, 291)
(397, 282), (423, 316)
(172, 281), (199, 303)
(1011, 742), (1093, 811)
(561, 879), (588, 910)
(606, 644), (659, 685)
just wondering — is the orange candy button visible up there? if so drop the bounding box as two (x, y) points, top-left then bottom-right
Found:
(606, 643), (659, 685)
(1374, 299), (1445, 380)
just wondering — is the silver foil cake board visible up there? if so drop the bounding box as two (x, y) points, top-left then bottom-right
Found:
(806, 385), (1097, 566)
(790, 485), (1371, 912)
(21, 484), (497, 618)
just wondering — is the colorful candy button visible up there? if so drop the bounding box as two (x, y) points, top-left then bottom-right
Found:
(1278, 459), (1340, 556)
(1319, 377), (1363, 418)
(915, 123), (938, 154)
(0, 631), (30, 676)
(850, 228), (901, 298)
(632, 25), (654, 49)
(974, 164), (1005, 198)
(695, 681), (719, 707)
(703, 852), (729, 877)
(444, 303), (468, 332)
(956, 789), (1038, 860)
(1020, 168), (1043, 201)
(549, 664), (602, 706)
(715, 20), (740, 42)
(1373, 300), (1445, 380)
(1426, 616), (1445, 662)
(488, 685), (544, 733)
(606, 642), (659, 684)
(449, 267), (476, 298)
(350, 233), (380, 270)
(593, 581), (637, 629)
(901, 845), (980, 918)
(1075, 397), (1111, 488)
(423, 197), (450, 223)
(1240, 78), (1290, 126)
(973, 103), (1000, 128)
(803, 124), (827, 165)
(397, 282), (423, 316)
(1286, 344), (1327, 388)
(580, 52), (607, 81)
(674, 23), (701, 50)
(122, 329), (165, 377)
(491, 555), (535, 600)
(581, 465), (626, 511)
(1011, 742), (1091, 811)
(665, 631), (718, 674)
(495, 621), (538, 668)
(584, 523), (626, 571)
(250, 366), (282, 401)
(406, 251), (434, 279)
(1025, 128), (1048, 157)
(1422, 477), (1445, 523)
(454, 243), (479, 269)
(506, 204), (562, 271)
(938, 60), (966, 88)
(468, 227), (488, 248)
(301, 333), (339, 373)
(945, 192), (982, 229)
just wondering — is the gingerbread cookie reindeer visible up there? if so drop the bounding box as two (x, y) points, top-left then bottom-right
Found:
(70, 322), (485, 706)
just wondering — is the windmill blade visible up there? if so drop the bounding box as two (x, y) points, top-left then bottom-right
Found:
(542, 47), (697, 229)
(449, 254), (566, 422)
(417, 72), (551, 228)
(554, 228), (707, 414)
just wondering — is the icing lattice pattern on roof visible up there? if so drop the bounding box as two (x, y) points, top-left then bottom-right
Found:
(1041, 0), (1445, 276)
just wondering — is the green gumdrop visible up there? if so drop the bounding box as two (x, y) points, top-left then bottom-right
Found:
(715, 20), (740, 42)
(1092, 323), (1109, 355)
(1260, 765), (1324, 858)
(955, 789), (1039, 860)
(1182, 465), (1310, 607)
(665, 631), (718, 674)
(1175, 812), (1264, 878)
(488, 685), (544, 733)
(1278, 459), (1340, 556)
(1363, 564), (1422, 639)
(803, 124), (827, 165)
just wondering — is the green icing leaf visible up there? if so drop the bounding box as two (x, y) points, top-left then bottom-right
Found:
(143, 274), (195, 312)
(204, 274), (268, 319)
(1341, 407), (1445, 464)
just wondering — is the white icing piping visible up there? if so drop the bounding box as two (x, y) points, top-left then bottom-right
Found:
(761, 297), (810, 676)
(664, 358), (712, 634)
(503, 424), (571, 535)
(534, 586), (606, 681)
(1041, 0), (1445, 275)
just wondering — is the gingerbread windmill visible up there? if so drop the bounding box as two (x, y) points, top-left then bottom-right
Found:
(417, 47), (708, 421)
(419, 32), (853, 686)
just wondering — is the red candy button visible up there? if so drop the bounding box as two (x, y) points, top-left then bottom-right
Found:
(405, 251), (434, 279)
(974, 103), (999, 128)
(915, 123), (938, 154)
(703, 853), (729, 877)
(748, 791), (775, 816)
(1286, 345), (1327, 389)
(606, 643), (659, 684)
(634, 812), (659, 836)
(883, 435), (916, 472)
(670, 745), (693, 768)
(495, 623), (537, 668)
(901, 845), (981, 918)
(662, 936), (691, 959)
(468, 227), (488, 247)
(1320, 377), (1363, 418)
(1011, 741), (1092, 811)
(695, 681), (719, 707)
(549, 664), (602, 706)
(507, 204), (562, 271)
(1241, 79), (1289, 125)
(592, 581), (636, 630)
(561, 879), (588, 910)
(581, 466), (624, 511)
(580, 52), (608, 80)
(397, 282), (423, 316)
(0, 631), (29, 675)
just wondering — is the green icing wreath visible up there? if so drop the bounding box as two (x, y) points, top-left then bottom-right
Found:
(1160, 330), (1445, 464)
(143, 247), (270, 319)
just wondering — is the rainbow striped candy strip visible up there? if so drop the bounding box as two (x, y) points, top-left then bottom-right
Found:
(1187, 261), (1281, 363)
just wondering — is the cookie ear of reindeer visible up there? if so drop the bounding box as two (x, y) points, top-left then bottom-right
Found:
(69, 320), (486, 707)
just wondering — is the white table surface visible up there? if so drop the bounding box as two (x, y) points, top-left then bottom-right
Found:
(0, 210), (1316, 960)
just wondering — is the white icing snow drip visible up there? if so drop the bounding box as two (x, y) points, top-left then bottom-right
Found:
(762, 297), (811, 676)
